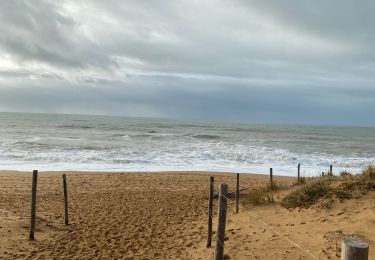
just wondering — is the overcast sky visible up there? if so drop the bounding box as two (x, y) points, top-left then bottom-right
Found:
(0, 0), (375, 126)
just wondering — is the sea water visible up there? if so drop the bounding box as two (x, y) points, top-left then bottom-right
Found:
(0, 112), (374, 176)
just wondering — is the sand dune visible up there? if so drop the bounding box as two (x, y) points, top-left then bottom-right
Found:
(0, 171), (373, 259)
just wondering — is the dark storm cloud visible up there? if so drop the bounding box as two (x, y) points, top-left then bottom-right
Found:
(0, 0), (374, 126)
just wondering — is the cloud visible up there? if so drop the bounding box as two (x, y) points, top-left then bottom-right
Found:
(0, 0), (374, 126)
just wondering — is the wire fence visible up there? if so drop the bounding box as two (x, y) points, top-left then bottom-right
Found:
(15, 168), (370, 259)
(245, 210), (319, 259)
(211, 185), (321, 260)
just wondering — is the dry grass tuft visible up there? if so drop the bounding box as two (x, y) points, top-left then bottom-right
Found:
(241, 188), (274, 206)
(281, 180), (330, 208)
(281, 165), (375, 208)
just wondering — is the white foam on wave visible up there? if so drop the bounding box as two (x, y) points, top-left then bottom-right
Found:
(26, 136), (42, 142)
(0, 141), (373, 176)
(1, 114), (374, 176)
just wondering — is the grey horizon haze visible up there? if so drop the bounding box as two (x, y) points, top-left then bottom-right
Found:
(0, 0), (375, 126)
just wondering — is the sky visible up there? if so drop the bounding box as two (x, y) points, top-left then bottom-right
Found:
(0, 0), (375, 126)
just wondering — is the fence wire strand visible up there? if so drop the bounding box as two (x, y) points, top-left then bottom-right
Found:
(216, 237), (225, 247)
(214, 192), (320, 259)
(245, 211), (319, 259)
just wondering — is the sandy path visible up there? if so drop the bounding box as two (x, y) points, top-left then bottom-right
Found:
(0, 171), (288, 259)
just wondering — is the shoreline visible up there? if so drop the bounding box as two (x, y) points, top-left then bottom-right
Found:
(0, 163), (368, 177)
(0, 170), (296, 180)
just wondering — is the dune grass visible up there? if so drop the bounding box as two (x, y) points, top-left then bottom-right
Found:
(281, 180), (330, 208)
(281, 165), (375, 209)
(241, 188), (274, 205)
(241, 182), (287, 206)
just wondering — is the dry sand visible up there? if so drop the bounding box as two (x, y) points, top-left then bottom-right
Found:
(0, 171), (374, 259)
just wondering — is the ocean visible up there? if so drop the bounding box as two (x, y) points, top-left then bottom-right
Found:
(0, 112), (374, 176)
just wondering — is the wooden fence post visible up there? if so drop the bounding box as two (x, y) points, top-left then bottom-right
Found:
(207, 176), (214, 248)
(330, 165), (333, 176)
(270, 168), (273, 191)
(63, 174), (69, 226)
(214, 183), (228, 260)
(235, 173), (239, 214)
(298, 164), (301, 184)
(29, 170), (38, 240)
(341, 239), (368, 260)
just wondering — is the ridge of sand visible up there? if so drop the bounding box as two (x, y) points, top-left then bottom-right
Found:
(0, 171), (373, 259)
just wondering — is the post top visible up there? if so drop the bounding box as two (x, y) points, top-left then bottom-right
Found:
(342, 239), (369, 248)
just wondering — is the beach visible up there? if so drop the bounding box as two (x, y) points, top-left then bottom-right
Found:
(1, 171), (374, 259)
(2, 1), (375, 259)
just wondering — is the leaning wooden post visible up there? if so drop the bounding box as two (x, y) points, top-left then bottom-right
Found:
(235, 173), (239, 214)
(214, 183), (228, 260)
(29, 170), (38, 240)
(341, 239), (369, 260)
(297, 164), (301, 184)
(329, 165), (333, 176)
(62, 174), (69, 226)
(206, 176), (214, 248)
(269, 168), (273, 191)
